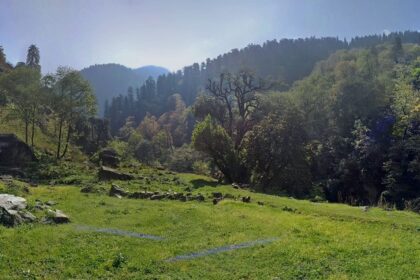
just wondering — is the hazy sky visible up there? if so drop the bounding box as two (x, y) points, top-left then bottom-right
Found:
(1, 0), (419, 73)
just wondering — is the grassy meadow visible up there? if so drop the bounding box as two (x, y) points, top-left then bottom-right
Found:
(0, 172), (419, 279)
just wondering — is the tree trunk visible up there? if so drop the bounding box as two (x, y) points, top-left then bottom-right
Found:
(56, 118), (63, 159)
(61, 124), (72, 159)
(25, 120), (29, 144)
(31, 117), (35, 148)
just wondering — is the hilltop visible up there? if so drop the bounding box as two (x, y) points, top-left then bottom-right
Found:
(80, 64), (169, 115)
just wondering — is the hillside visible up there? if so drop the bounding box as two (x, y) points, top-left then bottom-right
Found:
(80, 64), (169, 115)
(0, 170), (419, 279)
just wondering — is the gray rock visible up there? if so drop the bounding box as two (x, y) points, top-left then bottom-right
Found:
(0, 206), (23, 227)
(242, 196), (251, 203)
(20, 211), (36, 222)
(212, 192), (223, 198)
(47, 209), (70, 224)
(0, 134), (37, 167)
(150, 194), (165, 200)
(0, 194), (27, 210)
(45, 200), (57, 206)
(109, 184), (129, 197)
(98, 166), (134, 181)
(195, 194), (205, 202)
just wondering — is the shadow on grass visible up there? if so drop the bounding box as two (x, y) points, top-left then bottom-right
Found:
(190, 179), (219, 189)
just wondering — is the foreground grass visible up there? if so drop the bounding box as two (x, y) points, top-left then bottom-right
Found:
(0, 174), (419, 279)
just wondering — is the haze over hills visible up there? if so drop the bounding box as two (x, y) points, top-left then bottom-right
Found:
(80, 64), (169, 115)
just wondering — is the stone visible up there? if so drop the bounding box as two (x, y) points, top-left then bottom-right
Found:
(150, 194), (166, 200)
(232, 183), (240, 189)
(0, 134), (37, 168)
(98, 166), (134, 181)
(0, 207), (23, 227)
(213, 198), (222, 205)
(20, 211), (36, 222)
(47, 209), (70, 224)
(109, 184), (129, 197)
(0, 194), (27, 210)
(98, 148), (120, 167)
(212, 192), (223, 198)
(45, 200), (57, 206)
(80, 186), (94, 193)
(195, 194), (205, 202)
(257, 201), (265, 206)
(242, 196), (251, 203)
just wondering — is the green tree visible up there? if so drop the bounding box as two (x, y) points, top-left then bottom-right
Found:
(192, 115), (242, 182)
(0, 66), (43, 146)
(46, 67), (96, 159)
(26, 44), (40, 70)
(243, 109), (310, 197)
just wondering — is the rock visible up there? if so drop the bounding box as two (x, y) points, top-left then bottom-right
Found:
(98, 148), (120, 167)
(232, 183), (240, 189)
(195, 194), (205, 202)
(178, 195), (187, 202)
(0, 134), (37, 168)
(361, 206), (370, 212)
(47, 209), (70, 224)
(0, 194), (27, 210)
(20, 211), (36, 222)
(213, 198), (222, 205)
(212, 192), (223, 198)
(0, 207), (23, 227)
(80, 186), (94, 193)
(0, 175), (13, 182)
(242, 196), (251, 203)
(129, 191), (153, 199)
(109, 184), (129, 197)
(150, 194), (166, 200)
(45, 200), (57, 206)
(257, 201), (265, 206)
(98, 166), (134, 181)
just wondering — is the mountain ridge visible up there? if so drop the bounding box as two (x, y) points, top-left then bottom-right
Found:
(80, 63), (169, 115)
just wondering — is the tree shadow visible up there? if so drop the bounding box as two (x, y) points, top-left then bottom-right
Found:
(190, 179), (219, 189)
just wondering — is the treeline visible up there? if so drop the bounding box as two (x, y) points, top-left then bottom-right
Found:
(0, 45), (108, 158)
(106, 38), (419, 210)
(105, 31), (420, 134)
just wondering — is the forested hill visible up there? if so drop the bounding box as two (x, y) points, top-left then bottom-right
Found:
(80, 64), (169, 115)
(105, 31), (420, 132)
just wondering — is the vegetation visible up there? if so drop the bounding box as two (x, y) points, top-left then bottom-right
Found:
(0, 30), (419, 279)
(0, 172), (419, 279)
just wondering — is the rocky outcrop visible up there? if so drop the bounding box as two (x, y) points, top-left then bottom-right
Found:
(0, 194), (71, 227)
(0, 194), (32, 227)
(98, 166), (134, 181)
(109, 184), (129, 198)
(0, 134), (37, 168)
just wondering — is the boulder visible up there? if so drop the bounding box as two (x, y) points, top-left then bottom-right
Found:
(109, 184), (129, 197)
(98, 166), (134, 181)
(195, 194), (205, 202)
(46, 209), (70, 224)
(212, 192), (223, 199)
(0, 207), (23, 227)
(242, 196), (251, 203)
(0, 194), (27, 210)
(99, 148), (120, 167)
(0, 134), (37, 168)
(150, 194), (166, 200)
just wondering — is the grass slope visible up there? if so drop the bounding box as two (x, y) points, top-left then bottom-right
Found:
(0, 173), (419, 279)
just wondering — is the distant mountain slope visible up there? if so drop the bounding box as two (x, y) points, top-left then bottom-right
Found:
(80, 63), (169, 115)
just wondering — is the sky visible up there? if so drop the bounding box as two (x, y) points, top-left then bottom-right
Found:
(1, 0), (419, 73)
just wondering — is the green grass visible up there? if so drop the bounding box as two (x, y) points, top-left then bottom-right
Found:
(0, 172), (419, 279)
